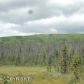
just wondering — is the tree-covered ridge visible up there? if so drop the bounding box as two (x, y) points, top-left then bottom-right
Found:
(0, 34), (84, 66)
(0, 34), (84, 44)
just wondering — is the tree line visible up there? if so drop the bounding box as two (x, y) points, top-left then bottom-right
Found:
(0, 34), (84, 82)
(0, 35), (83, 67)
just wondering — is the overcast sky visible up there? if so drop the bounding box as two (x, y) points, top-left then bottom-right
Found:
(0, 0), (84, 36)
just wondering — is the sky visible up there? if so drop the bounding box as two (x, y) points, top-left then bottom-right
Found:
(0, 0), (84, 36)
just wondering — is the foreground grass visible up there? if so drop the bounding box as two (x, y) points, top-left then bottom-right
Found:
(0, 66), (83, 84)
(0, 66), (46, 76)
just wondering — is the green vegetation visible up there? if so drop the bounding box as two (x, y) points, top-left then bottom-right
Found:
(0, 34), (84, 84)
(60, 44), (68, 73)
(72, 52), (82, 81)
(0, 34), (84, 66)
(0, 66), (83, 84)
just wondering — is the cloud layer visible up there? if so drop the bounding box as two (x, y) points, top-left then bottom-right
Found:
(0, 0), (84, 36)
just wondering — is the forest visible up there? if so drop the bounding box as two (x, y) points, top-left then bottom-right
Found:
(0, 34), (84, 84)
(0, 34), (84, 66)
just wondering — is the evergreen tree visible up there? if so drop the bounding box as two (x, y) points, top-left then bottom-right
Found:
(60, 44), (68, 73)
(72, 52), (81, 81)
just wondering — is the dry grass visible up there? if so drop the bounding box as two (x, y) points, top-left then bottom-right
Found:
(0, 66), (83, 84)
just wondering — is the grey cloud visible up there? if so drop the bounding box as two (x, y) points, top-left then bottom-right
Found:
(0, 0), (84, 36)
(58, 24), (84, 33)
(11, 17), (84, 34)
(0, 0), (84, 24)
(0, 0), (46, 11)
(0, 0), (49, 24)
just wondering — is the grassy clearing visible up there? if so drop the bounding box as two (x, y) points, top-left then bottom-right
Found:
(0, 66), (83, 84)
(0, 66), (46, 76)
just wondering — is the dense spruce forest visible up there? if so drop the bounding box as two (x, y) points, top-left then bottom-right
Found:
(0, 34), (84, 68)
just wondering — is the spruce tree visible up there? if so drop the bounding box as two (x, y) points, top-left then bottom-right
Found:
(60, 44), (68, 73)
(72, 52), (81, 81)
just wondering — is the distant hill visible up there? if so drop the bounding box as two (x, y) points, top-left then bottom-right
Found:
(0, 34), (84, 66)
(0, 34), (84, 44)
